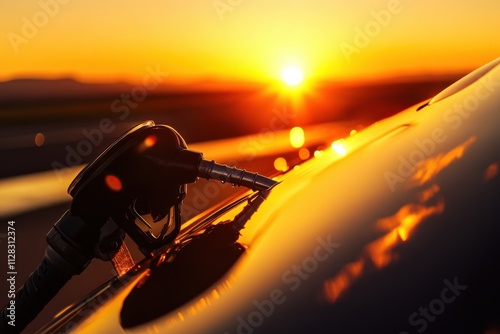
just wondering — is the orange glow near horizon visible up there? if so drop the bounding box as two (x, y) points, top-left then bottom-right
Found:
(1, 1), (499, 85)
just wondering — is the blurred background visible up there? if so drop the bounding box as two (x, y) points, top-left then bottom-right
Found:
(1, 0), (499, 332)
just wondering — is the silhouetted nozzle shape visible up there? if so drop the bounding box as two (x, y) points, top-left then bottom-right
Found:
(197, 159), (277, 191)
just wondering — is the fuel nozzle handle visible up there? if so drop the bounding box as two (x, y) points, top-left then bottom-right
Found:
(197, 159), (277, 191)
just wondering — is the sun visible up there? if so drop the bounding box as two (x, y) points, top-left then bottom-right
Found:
(281, 66), (304, 86)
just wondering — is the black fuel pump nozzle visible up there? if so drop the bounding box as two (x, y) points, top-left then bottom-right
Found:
(0, 121), (277, 333)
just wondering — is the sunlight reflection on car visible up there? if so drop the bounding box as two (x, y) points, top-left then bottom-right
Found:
(322, 137), (477, 303)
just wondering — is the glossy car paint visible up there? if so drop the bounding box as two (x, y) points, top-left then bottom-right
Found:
(41, 58), (500, 334)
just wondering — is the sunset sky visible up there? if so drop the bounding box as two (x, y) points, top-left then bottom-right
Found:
(1, 0), (499, 85)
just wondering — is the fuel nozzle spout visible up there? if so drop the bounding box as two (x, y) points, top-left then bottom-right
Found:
(197, 159), (278, 191)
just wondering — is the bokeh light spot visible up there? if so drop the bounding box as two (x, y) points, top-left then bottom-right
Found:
(484, 162), (499, 182)
(289, 126), (305, 148)
(34, 133), (45, 147)
(144, 135), (157, 148)
(274, 157), (288, 172)
(331, 139), (347, 156)
(105, 174), (123, 192)
(298, 148), (310, 160)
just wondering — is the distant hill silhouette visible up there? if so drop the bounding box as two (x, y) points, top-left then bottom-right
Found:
(0, 77), (263, 105)
(0, 78), (135, 103)
(0, 74), (466, 117)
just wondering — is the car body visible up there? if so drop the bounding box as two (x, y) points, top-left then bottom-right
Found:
(38, 58), (500, 334)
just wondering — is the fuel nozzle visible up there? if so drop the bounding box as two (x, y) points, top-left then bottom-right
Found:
(197, 159), (277, 191)
(0, 121), (279, 333)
